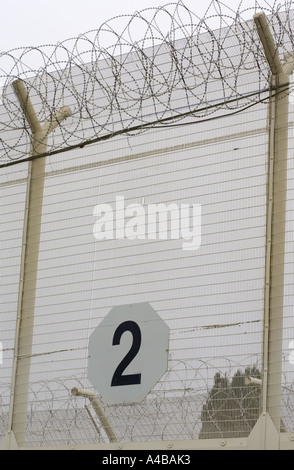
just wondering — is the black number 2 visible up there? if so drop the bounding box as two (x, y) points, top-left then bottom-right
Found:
(111, 321), (142, 387)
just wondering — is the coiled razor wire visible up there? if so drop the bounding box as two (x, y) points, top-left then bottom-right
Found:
(0, 357), (263, 446)
(1, 0), (294, 163)
(1, 356), (294, 446)
(2, 356), (294, 446)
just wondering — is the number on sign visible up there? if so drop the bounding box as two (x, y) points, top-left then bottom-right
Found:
(111, 321), (142, 387)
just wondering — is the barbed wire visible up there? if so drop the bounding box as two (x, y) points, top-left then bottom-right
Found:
(2, 356), (294, 446)
(1, 0), (294, 164)
(1, 358), (261, 446)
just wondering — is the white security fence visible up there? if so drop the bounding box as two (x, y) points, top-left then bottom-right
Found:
(1, 1), (294, 450)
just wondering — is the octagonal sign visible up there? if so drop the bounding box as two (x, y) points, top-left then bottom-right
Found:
(88, 302), (169, 405)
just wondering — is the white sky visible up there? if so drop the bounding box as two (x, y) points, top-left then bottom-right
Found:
(1, 0), (278, 51)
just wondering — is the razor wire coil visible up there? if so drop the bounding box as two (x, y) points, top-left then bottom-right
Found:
(1, 0), (294, 163)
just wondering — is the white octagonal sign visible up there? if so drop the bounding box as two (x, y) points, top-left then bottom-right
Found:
(88, 303), (169, 405)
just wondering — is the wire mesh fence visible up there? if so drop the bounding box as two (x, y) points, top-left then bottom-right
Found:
(1, 0), (294, 450)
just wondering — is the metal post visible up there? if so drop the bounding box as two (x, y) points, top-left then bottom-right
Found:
(267, 70), (290, 432)
(71, 388), (117, 443)
(253, 13), (294, 443)
(6, 79), (72, 447)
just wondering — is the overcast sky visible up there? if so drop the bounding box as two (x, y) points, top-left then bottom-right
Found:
(1, 0), (278, 51)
